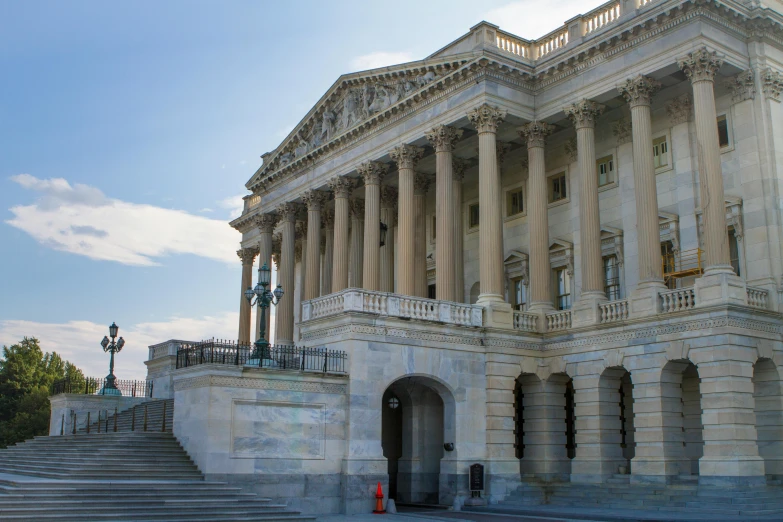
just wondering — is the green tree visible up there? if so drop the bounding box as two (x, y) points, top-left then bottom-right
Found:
(0, 337), (86, 448)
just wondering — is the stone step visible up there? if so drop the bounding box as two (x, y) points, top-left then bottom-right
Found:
(0, 515), (314, 522)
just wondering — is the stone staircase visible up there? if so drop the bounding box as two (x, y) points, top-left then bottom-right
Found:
(0, 401), (314, 521)
(79, 398), (174, 433)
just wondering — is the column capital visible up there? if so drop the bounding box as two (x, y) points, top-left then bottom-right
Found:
(254, 212), (278, 234)
(496, 142), (511, 167)
(452, 157), (470, 181)
(301, 189), (329, 211)
(322, 209), (334, 230)
(237, 246), (259, 265)
(519, 121), (554, 149)
(666, 93), (694, 125)
(327, 175), (355, 199)
(349, 198), (365, 219)
(564, 100), (605, 129)
(726, 69), (756, 103)
(762, 67), (783, 101)
(380, 186), (398, 208)
(413, 173), (430, 196)
(275, 202), (301, 223)
(390, 144), (424, 169)
(357, 161), (388, 186)
(678, 47), (723, 84)
(425, 125), (463, 152)
(295, 220), (308, 239)
(271, 233), (282, 268)
(467, 104), (506, 134)
(618, 75), (661, 108)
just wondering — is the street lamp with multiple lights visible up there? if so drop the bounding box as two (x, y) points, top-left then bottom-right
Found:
(244, 263), (284, 365)
(100, 322), (125, 395)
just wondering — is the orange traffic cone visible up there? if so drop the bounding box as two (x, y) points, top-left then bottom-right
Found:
(372, 482), (385, 514)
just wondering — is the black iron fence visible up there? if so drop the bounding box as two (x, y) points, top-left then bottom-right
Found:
(176, 339), (347, 374)
(51, 377), (153, 398)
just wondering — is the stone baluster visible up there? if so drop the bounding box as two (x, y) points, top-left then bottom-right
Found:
(349, 198), (365, 288)
(254, 213), (277, 341)
(413, 174), (430, 298)
(453, 158), (469, 303)
(236, 246), (259, 344)
(321, 209), (334, 296)
(358, 162), (387, 291)
(328, 176), (354, 292)
(390, 144), (424, 297)
(274, 203), (299, 345)
(301, 190), (327, 301)
(468, 104), (512, 328)
(380, 186), (398, 293)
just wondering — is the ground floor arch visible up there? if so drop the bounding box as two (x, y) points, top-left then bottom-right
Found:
(659, 359), (704, 477)
(753, 358), (783, 479)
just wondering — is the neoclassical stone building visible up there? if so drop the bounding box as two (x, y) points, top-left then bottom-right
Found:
(147, 0), (783, 515)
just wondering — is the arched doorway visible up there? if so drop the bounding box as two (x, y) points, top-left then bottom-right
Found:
(661, 360), (704, 477)
(598, 367), (636, 475)
(753, 358), (783, 480)
(381, 376), (454, 505)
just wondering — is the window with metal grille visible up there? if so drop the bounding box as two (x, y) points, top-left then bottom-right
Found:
(511, 277), (526, 311)
(554, 268), (571, 310)
(604, 255), (620, 300)
(549, 173), (567, 203)
(507, 188), (524, 217)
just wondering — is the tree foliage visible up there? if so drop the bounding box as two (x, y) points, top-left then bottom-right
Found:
(0, 337), (85, 448)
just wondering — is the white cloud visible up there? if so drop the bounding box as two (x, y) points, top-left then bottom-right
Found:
(218, 194), (245, 219)
(199, 208), (214, 213)
(350, 52), (415, 72)
(6, 175), (240, 266)
(485, 0), (607, 40)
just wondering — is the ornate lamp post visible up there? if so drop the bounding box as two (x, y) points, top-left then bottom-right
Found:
(244, 264), (284, 365)
(100, 322), (125, 395)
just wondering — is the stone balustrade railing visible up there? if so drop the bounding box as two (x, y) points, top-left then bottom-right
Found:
(537, 29), (569, 58)
(513, 311), (538, 332)
(660, 287), (696, 313)
(242, 194), (261, 215)
(600, 299), (629, 323)
(496, 32), (528, 58)
(747, 286), (769, 310)
(302, 288), (483, 327)
(546, 310), (572, 331)
(583, 2), (621, 36)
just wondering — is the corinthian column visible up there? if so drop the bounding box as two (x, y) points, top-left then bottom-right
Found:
(274, 203), (299, 345)
(358, 161), (388, 291)
(519, 121), (555, 314)
(380, 186), (398, 292)
(413, 174), (430, 297)
(453, 158), (469, 303)
(321, 209), (334, 296)
(468, 104), (512, 328)
(254, 213), (277, 341)
(427, 125), (463, 302)
(565, 100), (606, 325)
(390, 144), (424, 297)
(301, 190), (327, 301)
(237, 246), (259, 344)
(349, 198), (365, 288)
(328, 176), (353, 292)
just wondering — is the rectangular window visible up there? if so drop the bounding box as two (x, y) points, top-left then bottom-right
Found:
(554, 268), (571, 310)
(729, 228), (740, 276)
(653, 136), (669, 169)
(661, 241), (676, 289)
(511, 277), (526, 311)
(549, 173), (567, 203)
(596, 155), (614, 186)
(427, 284), (436, 300)
(468, 203), (480, 229)
(717, 115), (730, 148)
(507, 188), (524, 217)
(604, 256), (621, 301)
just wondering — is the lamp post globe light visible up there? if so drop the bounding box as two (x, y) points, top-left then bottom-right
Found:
(100, 322), (125, 396)
(244, 263), (284, 365)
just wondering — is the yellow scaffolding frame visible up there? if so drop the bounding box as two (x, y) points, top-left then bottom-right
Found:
(662, 248), (703, 286)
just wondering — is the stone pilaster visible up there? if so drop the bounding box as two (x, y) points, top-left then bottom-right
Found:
(519, 121), (555, 317)
(349, 198), (365, 288)
(565, 100), (607, 326)
(321, 209), (334, 296)
(358, 161), (387, 291)
(380, 186), (397, 293)
(254, 212), (277, 341)
(619, 76), (666, 316)
(390, 144), (424, 297)
(328, 176), (354, 292)
(485, 360), (523, 501)
(519, 374), (571, 480)
(237, 246), (259, 344)
(301, 190), (327, 301)
(427, 125), (463, 302)
(679, 48), (747, 306)
(453, 158), (469, 303)
(413, 174), (430, 298)
(274, 202), (299, 345)
(468, 104), (512, 328)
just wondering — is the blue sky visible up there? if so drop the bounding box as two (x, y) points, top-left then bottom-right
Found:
(0, 0), (604, 378)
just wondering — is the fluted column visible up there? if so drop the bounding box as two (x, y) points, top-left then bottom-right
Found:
(302, 190), (327, 301)
(413, 174), (430, 298)
(328, 176), (353, 292)
(295, 221), (307, 339)
(321, 210), (334, 296)
(453, 158), (469, 303)
(274, 203), (298, 344)
(468, 104), (512, 328)
(380, 186), (398, 293)
(349, 199), (365, 288)
(254, 213), (277, 341)
(358, 162), (387, 291)
(271, 233), (282, 341)
(237, 246), (259, 344)
(520, 121), (555, 313)
(427, 125), (463, 302)
(565, 100), (607, 325)
(390, 144), (424, 296)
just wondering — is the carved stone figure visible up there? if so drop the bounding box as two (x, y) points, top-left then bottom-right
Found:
(342, 90), (362, 130)
(321, 110), (335, 141)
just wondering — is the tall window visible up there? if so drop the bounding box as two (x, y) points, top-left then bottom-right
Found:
(511, 277), (527, 311)
(717, 115), (730, 148)
(653, 136), (669, 169)
(596, 155), (614, 186)
(554, 268), (571, 310)
(427, 284), (436, 299)
(507, 188), (524, 217)
(604, 255), (621, 300)
(549, 173), (567, 203)
(468, 203), (480, 229)
(729, 228), (740, 276)
(661, 241), (676, 289)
